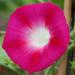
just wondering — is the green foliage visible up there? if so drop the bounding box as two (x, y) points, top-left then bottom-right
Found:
(70, 61), (75, 69)
(0, 0), (64, 19)
(71, 27), (75, 44)
(52, 0), (64, 9)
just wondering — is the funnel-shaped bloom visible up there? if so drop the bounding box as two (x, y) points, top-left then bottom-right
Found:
(2, 2), (70, 73)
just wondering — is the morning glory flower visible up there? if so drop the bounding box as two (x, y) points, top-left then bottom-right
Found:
(2, 2), (70, 73)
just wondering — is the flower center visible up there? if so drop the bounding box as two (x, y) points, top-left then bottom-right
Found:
(30, 27), (50, 48)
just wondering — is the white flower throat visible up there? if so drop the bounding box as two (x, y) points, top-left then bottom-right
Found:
(30, 27), (50, 48)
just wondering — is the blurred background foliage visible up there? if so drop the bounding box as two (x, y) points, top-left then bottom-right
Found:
(0, 0), (64, 20)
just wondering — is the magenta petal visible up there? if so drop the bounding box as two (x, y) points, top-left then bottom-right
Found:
(2, 2), (70, 73)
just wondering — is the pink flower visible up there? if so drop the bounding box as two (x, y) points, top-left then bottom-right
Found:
(2, 2), (70, 73)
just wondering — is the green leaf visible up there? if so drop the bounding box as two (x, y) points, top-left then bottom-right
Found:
(21, 0), (38, 4)
(2, 0), (18, 11)
(52, 0), (64, 9)
(71, 31), (75, 44)
(70, 61), (75, 69)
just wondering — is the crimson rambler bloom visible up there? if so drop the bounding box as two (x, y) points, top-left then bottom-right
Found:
(2, 2), (70, 73)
